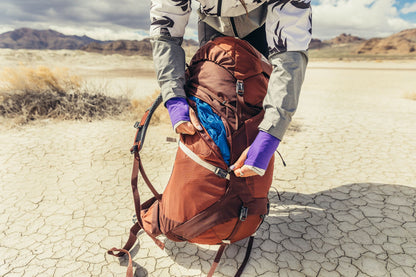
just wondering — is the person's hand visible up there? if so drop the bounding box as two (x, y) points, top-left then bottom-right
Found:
(230, 131), (280, 178)
(166, 97), (202, 135)
(175, 108), (203, 135)
(230, 147), (258, 178)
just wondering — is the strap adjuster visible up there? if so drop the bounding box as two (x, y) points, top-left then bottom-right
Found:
(214, 167), (229, 179)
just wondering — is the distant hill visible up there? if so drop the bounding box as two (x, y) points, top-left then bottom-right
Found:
(309, 33), (365, 50)
(0, 28), (101, 50)
(326, 33), (365, 45)
(1, 27), (415, 59)
(81, 39), (152, 56)
(355, 28), (416, 55)
(80, 38), (198, 56)
(0, 28), (199, 56)
(309, 29), (416, 59)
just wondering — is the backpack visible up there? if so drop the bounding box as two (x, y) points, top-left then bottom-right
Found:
(108, 36), (274, 277)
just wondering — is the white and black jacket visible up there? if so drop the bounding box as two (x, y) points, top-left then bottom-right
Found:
(150, 0), (312, 140)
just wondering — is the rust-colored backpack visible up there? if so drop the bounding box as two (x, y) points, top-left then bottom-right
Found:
(109, 36), (274, 277)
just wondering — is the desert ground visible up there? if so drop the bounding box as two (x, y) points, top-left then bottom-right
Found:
(0, 49), (416, 276)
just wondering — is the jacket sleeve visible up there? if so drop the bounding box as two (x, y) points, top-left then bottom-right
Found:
(259, 1), (312, 140)
(150, 0), (192, 103)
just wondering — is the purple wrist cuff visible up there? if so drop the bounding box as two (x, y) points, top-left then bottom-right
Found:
(166, 97), (190, 128)
(245, 131), (280, 170)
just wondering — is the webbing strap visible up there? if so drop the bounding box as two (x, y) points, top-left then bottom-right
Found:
(136, 153), (162, 201)
(234, 236), (255, 277)
(206, 236), (255, 277)
(207, 243), (227, 277)
(107, 248), (133, 277)
(132, 153), (164, 249)
(178, 141), (230, 180)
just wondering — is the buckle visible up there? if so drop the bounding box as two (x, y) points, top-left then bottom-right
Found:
(239, 206), (248, 221)
(214, 167), (229, 179)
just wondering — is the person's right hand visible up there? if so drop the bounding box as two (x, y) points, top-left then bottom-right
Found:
(175, 108), (202, 135)
(166, 97), (203, 135)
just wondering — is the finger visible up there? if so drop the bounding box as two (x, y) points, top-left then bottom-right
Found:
(231, 147), (250, 170)
(235, 165), (258, 178)
(189, 108), (203, 131)
(175, 122), (196, 135)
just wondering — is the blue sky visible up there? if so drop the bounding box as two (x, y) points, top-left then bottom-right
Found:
(1, 0), (416, 41)
(396, 0), (416, 22)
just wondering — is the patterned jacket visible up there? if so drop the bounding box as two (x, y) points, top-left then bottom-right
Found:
(150, 0), (312, 140)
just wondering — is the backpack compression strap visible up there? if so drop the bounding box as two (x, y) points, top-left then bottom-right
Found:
(178, 140), (230, 180)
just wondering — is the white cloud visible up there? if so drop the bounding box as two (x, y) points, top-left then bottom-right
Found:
(0, 22), (149, 41)
(401, 3), (416, 14)
(0, 25), (14, 35)
(0, 0), (200, 41)
(313, 0), (416, 39)
(2, 0), (415, 41)
(52, 26), (150, 41)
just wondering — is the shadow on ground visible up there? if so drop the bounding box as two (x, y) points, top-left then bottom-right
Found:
(128, 183), (416, 276)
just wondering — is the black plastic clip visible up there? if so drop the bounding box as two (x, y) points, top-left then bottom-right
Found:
(239, 206), (248, 221)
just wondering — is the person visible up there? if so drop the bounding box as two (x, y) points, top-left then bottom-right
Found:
(150, 0), (311, 178)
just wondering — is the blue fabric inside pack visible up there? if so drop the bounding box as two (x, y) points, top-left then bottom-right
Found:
(189, 96), (230, 165)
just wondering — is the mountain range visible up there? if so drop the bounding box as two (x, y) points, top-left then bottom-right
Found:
(0, 28), (102, 50)
(1, 28), (415, 57)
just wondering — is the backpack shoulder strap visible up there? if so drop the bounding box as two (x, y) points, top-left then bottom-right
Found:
(131, 93), (163, 153)
(108, 94), (165, 274)
(131, 93), (163, 201)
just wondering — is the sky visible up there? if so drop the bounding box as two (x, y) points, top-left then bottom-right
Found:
(1, 0), (416, 41)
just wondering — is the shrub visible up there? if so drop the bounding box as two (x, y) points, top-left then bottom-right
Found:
(0, 66), (132, 124)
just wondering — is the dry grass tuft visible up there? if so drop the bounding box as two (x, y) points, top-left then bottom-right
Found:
(129, 90), (170, 124)
(1, 66), (81, 94)
(0, 66), (132, 124)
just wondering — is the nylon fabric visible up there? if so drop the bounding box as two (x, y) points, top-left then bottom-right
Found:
(189, 96), (230, 165)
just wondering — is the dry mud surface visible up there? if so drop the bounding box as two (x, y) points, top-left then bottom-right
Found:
(1, 51), (416, 276)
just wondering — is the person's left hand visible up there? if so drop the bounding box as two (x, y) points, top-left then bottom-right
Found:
(230, 131), (280, 178)
(230, 147), (259, 178)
